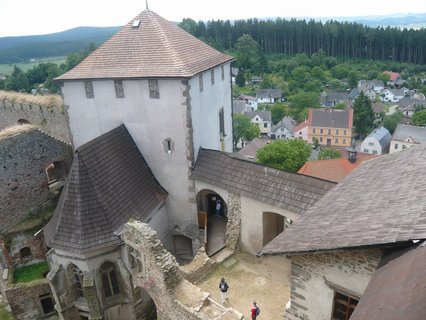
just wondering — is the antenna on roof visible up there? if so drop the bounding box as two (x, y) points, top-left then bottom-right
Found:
(146, 0), (149, 9)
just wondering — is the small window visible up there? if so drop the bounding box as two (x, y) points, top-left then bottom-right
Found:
(114, 80), (124, 98)
(344, 130), (347, 135)
(336, 129), (339, 134)
(263, 123), (268, 128)
(319, 137), (323, 143)
(364, 148), (369, 152)
(149, 79), (160, 99)
(335, 138), (338, 143)
(199, 75), (203, 92)
(127, 245), (144, 274)
(332, 291), (358, 320)
(394, 143), (398, 149)
(328, 129), (331, 134)
(84, 81), (94, 99)
(221, 65), (225, 80)
(313, 128), (316, 133)
(320, 128), (323, 134)
(20, 247), (32, 258)
(162, 138), (174, 154)
(211, 69), (215, 85)
(219, 108), (225, 137)
(39, 293), (55, 315)
(402, 145), (407, 149)
(343, 138), (346, 144)
(373, 150), (378, 154)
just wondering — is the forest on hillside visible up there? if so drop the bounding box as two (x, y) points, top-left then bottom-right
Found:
(180, 18), (426, 64)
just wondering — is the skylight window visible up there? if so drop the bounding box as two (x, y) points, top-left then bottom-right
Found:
(132, 20), (141, 28)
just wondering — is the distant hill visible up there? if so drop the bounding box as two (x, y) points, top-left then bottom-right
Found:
(0, 26), (120, 64)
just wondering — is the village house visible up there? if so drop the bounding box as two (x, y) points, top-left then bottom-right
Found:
(293, 120), (309, 141)
(358, 79), (384, 93)
(243, 110), (272, 137)
(260, 144), (426, 320)
(270, 116), (297, 140)
(380, 88), (405, 103)
(237, 94), (258, 110)
(360, 126), (391, 155)
(390, 123), (426, 153)
(236, 137), (268, 161)
(255, 88), (282, 103)
(305, 108), (353, 147)
(320, 90), (349, 107)
(397, 97), (426, 118)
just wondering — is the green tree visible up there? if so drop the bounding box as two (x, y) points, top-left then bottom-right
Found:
(256, 139), (311, 172)
(235, 34), (261, 72)
(383, 112), (403, 134)
(318, 148), (341, 160)
(179, 18), (198, 35)
(412, 109), (426, 126)
(288, 91), (320, 121)
(233, 114), (260, 149)
(269, 104), (287, 125)
(353, 91), (375, 138)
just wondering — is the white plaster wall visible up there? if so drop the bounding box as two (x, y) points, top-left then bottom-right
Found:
(360, 137), (381, 154)
(189, 63), (233, 158)
(62, 78), (195, 228)
(194, 180), (300, 254)
(389, 140), (416, 153)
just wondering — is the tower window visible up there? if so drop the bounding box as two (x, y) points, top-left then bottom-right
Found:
(199, 75), (203, 92)
(219, 108), (225, 137)
(114, 80), (124, 98)
(84, 81), (94, 99)
(163, 138), (175, 154)
(149, 79), (160, 99)
(100, 262), (121, 298)
(221, 65), (225, 80)
(211, 69), (215, 85)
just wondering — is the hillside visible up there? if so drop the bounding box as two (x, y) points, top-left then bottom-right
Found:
(0, 26), (120, 64)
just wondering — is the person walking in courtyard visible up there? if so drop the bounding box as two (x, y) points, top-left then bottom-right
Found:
(250, 301), (260, 319)
(219, 277), (229, 303)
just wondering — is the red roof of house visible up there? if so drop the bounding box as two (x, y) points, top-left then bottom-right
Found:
(383, 71), (400, 82)
(298, 153), (379, 183)
(294, 121), (308, 132)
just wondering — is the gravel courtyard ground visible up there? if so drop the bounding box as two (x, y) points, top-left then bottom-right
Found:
(194, 250), (291, 319)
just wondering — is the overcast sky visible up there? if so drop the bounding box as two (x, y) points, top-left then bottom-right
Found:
(1, 0), (426, 37)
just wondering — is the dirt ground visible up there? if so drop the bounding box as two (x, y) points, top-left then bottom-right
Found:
(194, 250), (291, 319)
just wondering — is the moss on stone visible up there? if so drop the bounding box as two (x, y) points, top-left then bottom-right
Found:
(13, 261), (49, 284)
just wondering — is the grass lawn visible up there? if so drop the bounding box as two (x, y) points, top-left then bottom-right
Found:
(13, 261), (49, 283)
(0, 56), (66, 75)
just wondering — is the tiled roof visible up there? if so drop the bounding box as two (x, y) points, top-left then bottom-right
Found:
(44, 125), (167, 253)
(308, 108), (353, 129)
(192, 149), (336, 214)
(351, 243), (426, 320)
(260, 144), (426, 255)
(56, 10), (234, 80)
(365, 127), (391, 147)
(294, 121), (308, 132)
(255, 89), (282, 99)
(383, 71), (400, 82)
(237, 138), (268, 160)
(232, 99), (246, 114)
(392, 124), (426, 144)
(244, 110), (272, 122)
(297, 153), (379, 183)
(272, 116), (297, 133)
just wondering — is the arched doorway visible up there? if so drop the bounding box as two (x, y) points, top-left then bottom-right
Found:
(262, 212), (293, 246)
(196, 189), (228, 256)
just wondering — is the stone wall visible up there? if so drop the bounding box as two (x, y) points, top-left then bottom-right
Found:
(0, 126), (73, 235)
(0, 97), (71, 143)
(5, 279), (54, 320)
(285, 249), (381, 320)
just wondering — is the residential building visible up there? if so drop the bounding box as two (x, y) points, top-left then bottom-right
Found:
(360, 127), (391, 155)
(358, 79), (384, 93)
(390, 124), (426, 153)
(237, 137), (268, 161)
(307, 108), (353, 147)
(320, 90), (349, 107)
(397, 98), (426, 118)
(255, 89), (282, 103)
(237, 94), (258, 110)
(298, 152), (378, 183)
(380, 88), (405, 103)
(383, 71), (401, 85)
(244, 110), (272, 137)
(260, 144), (426, 320)
(293, 120), (309, 141)
(271, 116), (297, 140)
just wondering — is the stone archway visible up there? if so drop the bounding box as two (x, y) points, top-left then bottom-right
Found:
(196, 189), (228, 256)
(262, 212), (293, 246)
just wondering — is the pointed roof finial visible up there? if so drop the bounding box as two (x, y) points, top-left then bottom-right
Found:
(146, 0), (149, 10)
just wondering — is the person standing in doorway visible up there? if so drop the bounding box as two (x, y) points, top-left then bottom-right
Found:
(219, 277), (229, 303)
(215, 199), (221, 217)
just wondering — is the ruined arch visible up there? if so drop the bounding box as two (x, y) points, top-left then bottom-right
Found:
(196, 189), (228, 256)
(262, 212), (293, 246)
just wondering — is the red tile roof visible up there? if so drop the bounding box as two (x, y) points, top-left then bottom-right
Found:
(56, 10), (234, 80)
(383, 71), (400, 82)
(298, 153), (379, 183)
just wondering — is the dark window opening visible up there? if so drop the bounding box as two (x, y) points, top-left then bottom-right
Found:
(72, 265), (84, 297)
(17, 119), (31, 125)
(199, 75), (203, 92)
(20, 247), (32, 258)
(84, 81), (94, 99)
(221, 65), (225, 80)
(332, 292), (358, 320)
(149, 79), (160, 99)
(100, 262), (121, 298)
(219, 108), (225, 137)
(211, 69), (215, 85)
(163, 138), (174, 154)
(114, 80), (125, 98)
(39, 293), (55, 315)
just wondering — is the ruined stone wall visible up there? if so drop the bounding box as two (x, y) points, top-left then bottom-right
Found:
(0, 127), (73, 235)
(5, 279), (53, 320)
(285, 249), (381, 320)
(0, 97), (71, 143)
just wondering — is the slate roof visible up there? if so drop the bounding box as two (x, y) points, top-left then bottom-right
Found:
(244, 110), (272, 122)
(392, 124), (426, 144)
(56, 10), (234, 80)
(44, 125), (167, 253)
(351, 243), (426, 320)
(237, 138), (268, 160)
(255, 89), (282, 99)
(272, 116), (297, 134)
(232, 99), (246, 114)
(192, 149), (336, 214)
(365, 127), (391, 148)
(308, 108), (353, 128)
(260, 144), (426, 255)
(297, 153), (379, 183)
